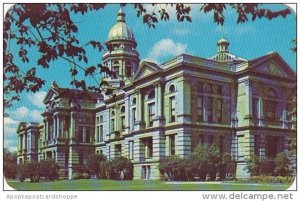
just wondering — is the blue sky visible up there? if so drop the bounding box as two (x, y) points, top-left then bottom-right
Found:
(4, 4), (296, 151)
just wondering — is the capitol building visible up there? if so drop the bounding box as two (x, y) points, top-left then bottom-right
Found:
(16, 9), (296, 180)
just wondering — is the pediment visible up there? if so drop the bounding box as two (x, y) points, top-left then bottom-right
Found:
(16, 122), (27, 133)
(250, 53), (295, 79)
(134, 61), (162, 80)
(43, 88), (59, 104)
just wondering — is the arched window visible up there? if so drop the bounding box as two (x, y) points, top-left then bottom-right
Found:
(111, 110), (115, 117)
(125, 61), (132, 77)
(169, 84), (176, 93)
(121, 106), (125, 113)
(132, 97), (136, 105)
(112, 60), (120, 79)
(148, 90), (155, 100)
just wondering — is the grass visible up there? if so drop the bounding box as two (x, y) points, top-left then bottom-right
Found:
(6, 179), (292, 191)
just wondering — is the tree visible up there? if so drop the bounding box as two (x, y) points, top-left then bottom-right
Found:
(3, 3), (293, 114)
(3, 149), (18, 179)
(86, 153), (106, 178)
(17, 162), (40, 182)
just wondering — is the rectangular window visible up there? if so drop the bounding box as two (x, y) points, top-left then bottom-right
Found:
(148, 103), (155, 127)
(27, 136), (30, 150)
(170, 97), (176, 122)
(207, 97), (213, 122)
(100, 125), (103, 142)
(121, 116), (125, 130)
(128, 141), (134, 160)
(207, 84), (213, 93)
(197, 96), (203, 122)
(266, 136), (279, 158)
(144, 138), (153, 158)
(252, 98), (258, 118)
(96, 126), (100, 142)
(132, 108), (136, 122)
(169, 135), (176, 156)
(217, 98), (222, 122)
(265, 101), (276, 120)
(100, 115), (103, 123)
(96, 116), (100, 124)
(115, 144), (122, 158)
(110, 118), (115, 132)
(79, 126), (84, 142)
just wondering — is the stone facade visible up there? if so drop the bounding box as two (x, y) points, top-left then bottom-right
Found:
(16, 9), (296, 180)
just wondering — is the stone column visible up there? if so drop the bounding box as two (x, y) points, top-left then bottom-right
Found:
(70, 111), (76, 144)
(18, 135), (22, 152)
(176, 77), (191, 123)
(59, 116), (65, 138)
(23, 133), (27, 151)
(154, 82), (164, 127)
(44, 119), (47, 141)
(258, 97), (264, 126)
(56, 115), (60, 138)
(115, 105), (119, 131)
(134, 89), (144, 130)
(52, 116), (56, 140)
(124, 96), (130, 132)
(244, 80), (251, 117)
(137, 89), (142, 122)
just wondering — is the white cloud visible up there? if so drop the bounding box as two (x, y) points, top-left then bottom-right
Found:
(4, 117), (17, 126)
(146, 38), (188, 63)
(4, 117), (19, 152)
(10, 106), (43, 122)
(26, 91), (46, 108)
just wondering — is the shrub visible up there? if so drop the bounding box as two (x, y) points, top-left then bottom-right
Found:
(274, 152), (292, 176)
(159, 155), (185, 181)
(17, 162), (40, 182)
(238, 176), (294, 184)
(245, 155), (274, 176)
(17, 163), (29, 182)
(82, 173), (90, 179)
(99, 157), (133, 180)
(87, 153), (106, 178)
(159, 144), (233, 181)
(39, 158), (60, 181)
(71, 172), (81, 180)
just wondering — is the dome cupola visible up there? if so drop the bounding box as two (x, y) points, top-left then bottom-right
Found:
(102, 8), (140, 88)
(107, 8), (136, 44)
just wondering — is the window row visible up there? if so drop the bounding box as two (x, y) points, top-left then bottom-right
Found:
(197, 96), (223, 123)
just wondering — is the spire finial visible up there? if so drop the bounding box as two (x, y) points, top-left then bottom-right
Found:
(117, 7), (125, 22)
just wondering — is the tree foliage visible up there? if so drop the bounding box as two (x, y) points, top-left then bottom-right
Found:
(159, 143), (235, 181)
(17, 158), (60, 182)
(274, 152), (292, 176)
(99, 156), (133, 180)
(4, 3), (292, 113)
(4, 149), (18, 179)
(86, 153), (106, 178)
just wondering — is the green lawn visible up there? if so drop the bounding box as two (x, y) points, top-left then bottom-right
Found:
(6, 179), (291, 191)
